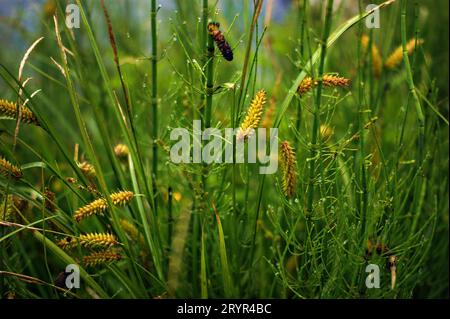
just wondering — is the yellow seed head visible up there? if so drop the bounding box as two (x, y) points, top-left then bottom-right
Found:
(110, 191), (134, 206)
(0, 99), (39, 126)
(237, 90), (266, 140)
(297, 74), (349, 96)
(0, 157), (23, 180)
(74, 198), (108, 222)
(114, 144), (129, 160)
(385, 39), (424, 70)
(79, 232), (119, 248)
(83, 250), (122, 267)
(280, 141), (297, 198)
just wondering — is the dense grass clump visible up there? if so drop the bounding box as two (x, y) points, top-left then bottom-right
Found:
(0, 0), (448, 299)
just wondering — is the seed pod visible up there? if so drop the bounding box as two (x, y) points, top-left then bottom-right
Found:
(208, 22), (233, 61)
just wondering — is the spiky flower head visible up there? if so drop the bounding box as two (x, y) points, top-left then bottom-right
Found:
(237, 90), (266, 141)
(110, 191), (134, 206)
(384, 39), (424, 70)
(74, 198), (108, 222)
(280, 141), (297, 198)
(79, 232), (119, 249)
(0, 99), (39, 126)
(0, 157), (23, 180)
(297, 74), (350, 96)
(83, 250), (122, 267)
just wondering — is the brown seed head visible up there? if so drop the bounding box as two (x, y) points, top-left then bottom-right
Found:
(0, 99), (39, 126)
(83, 250), (122, 267)
(0, 157), (23, 180)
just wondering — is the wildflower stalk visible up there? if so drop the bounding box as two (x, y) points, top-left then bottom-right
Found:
(306, 0), (334, 214)
(400, 0), (425, 235)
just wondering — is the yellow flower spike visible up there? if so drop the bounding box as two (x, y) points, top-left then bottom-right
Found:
(280, 141), (297, 198)
(83, 250), (122, 267)
(237, 90), (267, 141)
(385, 38), (424, 70)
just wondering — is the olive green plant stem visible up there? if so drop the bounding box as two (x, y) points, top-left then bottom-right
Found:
(306, 0), (334, 215)
(400, 0), (425, 236)
(151, 0), (159, 216)
(205, 35), (214, 130)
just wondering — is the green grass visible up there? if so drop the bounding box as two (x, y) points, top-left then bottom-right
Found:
(0, 0), (448, 299)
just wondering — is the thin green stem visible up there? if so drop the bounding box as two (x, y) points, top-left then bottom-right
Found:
(306, 0), (334, 214)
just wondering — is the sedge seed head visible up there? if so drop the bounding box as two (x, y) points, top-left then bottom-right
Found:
(385, 39), (424, 70)
(110, 191), (134, 206)
(83, 250), (122, 267)
(74, 198), (108, 222)
(297, 74), (349, 96)
(280, 141), (297, 198)
(0, 157), (23, 180)
(0, 99), (39, 126)
(237, 90), (266, 140)
(79, 232), (119, 248)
